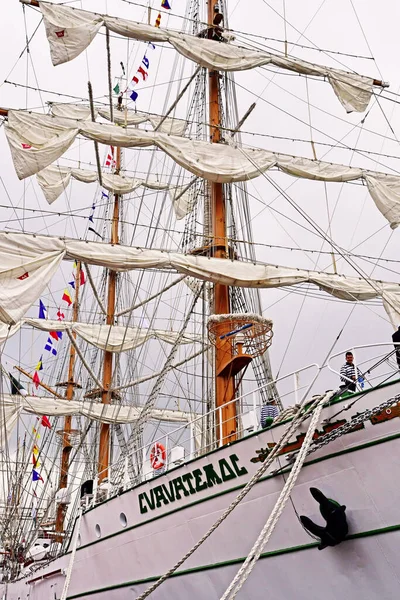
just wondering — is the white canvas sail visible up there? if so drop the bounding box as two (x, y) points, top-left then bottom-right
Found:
(0, 231), (399, 326)
(0, 394), (192, 450)
(0, 318), (201, 352)
(5, 110), (400, 228)
(37, 2), (377, 112)
(36, 165), (171, 204)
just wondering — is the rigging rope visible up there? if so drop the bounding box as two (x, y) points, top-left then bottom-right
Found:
(105, 27), (114, 125)
(220, 392), (332, 599)
(135, 391), (332, 600)
(60, 508), (82, 600)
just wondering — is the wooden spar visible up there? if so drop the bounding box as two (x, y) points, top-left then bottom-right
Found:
(97, 146), (120, 485)
(207, 3), (237, 445)
(14, 366), (62, 398)
(55, 262), (81, 539)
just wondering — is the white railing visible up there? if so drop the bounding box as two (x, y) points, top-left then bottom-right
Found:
(108, 362), (322, 490)
(97, 343), (400, 499)
(328, 342), (400, 393)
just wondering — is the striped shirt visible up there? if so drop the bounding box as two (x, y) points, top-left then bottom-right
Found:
(340, 362), (362, 386)
(261, 404), (279, 427)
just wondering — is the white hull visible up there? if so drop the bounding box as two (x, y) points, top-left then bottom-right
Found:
(3, 380), (400, 600)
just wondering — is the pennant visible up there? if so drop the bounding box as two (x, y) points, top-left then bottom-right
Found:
(35, 356), (43, 372)
(17, 272), (29, 281)
(88, 227), (104, 240)
(62, 289), (72, 306)
(44, 338), (57, 356)
(137, 66), (148, 81)
(80, 269), (86, 286)
(32, 445), (39, 456)
(32, 370), (40, 389)
(161, 0), (171, 8)
(49, 331), (60, 341)
(9, 373), (28, 397)
(32, 470), (43, 482)
(32, 427), (40, 439)
(88, 214), (94, 223)
(32, 455), (40, 468)
(113, 83), (120, 95)
(130, 90), (138, 102)
(142, 56), (150, 69)
(57, 310), (65, 321)
(41, 415), (52, 429)
(38, 300), (47, 320)
(69, 280), (75, 290)
(101, 191), (109, 199)
(155, 13), (162, 27)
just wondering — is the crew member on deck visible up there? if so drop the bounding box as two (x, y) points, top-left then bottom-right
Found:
(339, 351), (362, 393)
(261, 402), (279, 428)
(392, 326), (400, 370)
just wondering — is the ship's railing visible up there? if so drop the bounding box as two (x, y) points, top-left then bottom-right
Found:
(328, 342), (400, 392)
(118, 362), (321, 488)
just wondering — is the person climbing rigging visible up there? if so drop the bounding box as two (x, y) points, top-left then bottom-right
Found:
(197, 4), (226, 42)
(339, 351), (362, 392)
(300, 487), (348, 550)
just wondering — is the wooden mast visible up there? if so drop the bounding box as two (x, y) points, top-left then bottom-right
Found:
(207, 2), (237, 444)
(97, 147), (120, 485)
(55, 262), (81, 540)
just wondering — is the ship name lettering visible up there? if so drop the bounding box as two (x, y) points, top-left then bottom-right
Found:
(138, 453), (248, 514)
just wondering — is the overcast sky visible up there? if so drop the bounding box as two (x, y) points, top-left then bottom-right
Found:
(0, 0), (400, 404)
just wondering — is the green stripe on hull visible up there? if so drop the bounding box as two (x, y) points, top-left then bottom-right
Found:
(67, 522), (400, 598)
(74, 430), (400, 554)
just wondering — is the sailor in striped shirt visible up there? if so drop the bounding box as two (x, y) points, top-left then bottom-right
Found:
(261, 403), (279, 428)
(339, 351), (362, 392)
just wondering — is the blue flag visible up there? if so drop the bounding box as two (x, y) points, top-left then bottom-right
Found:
(142, 56), (150, 69)
(38, 300), (46, 319)
(130, 90), (138, 102)
(44, 338), (57, 356)
(161, 0), (171, 8)
(32, 469), (43, 482)
(69, 280), (75, 289)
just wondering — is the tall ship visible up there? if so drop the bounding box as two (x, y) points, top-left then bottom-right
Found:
(0, 0), (400, 598)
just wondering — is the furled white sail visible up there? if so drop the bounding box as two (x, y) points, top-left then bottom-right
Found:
(0, 232), (399, 326)
(36, 165), (170, 204)
(38, 2), (378, 113)
(0, 394), (192, 449)
(5, 110), (400, 228)
(50, 102), (95, 121)
(20, 319), (200, 352)
(0, 233), (65, 325)
(97, 107), (187, 136)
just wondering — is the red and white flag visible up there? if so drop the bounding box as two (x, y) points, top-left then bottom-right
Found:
(105, 146), (116, 167)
